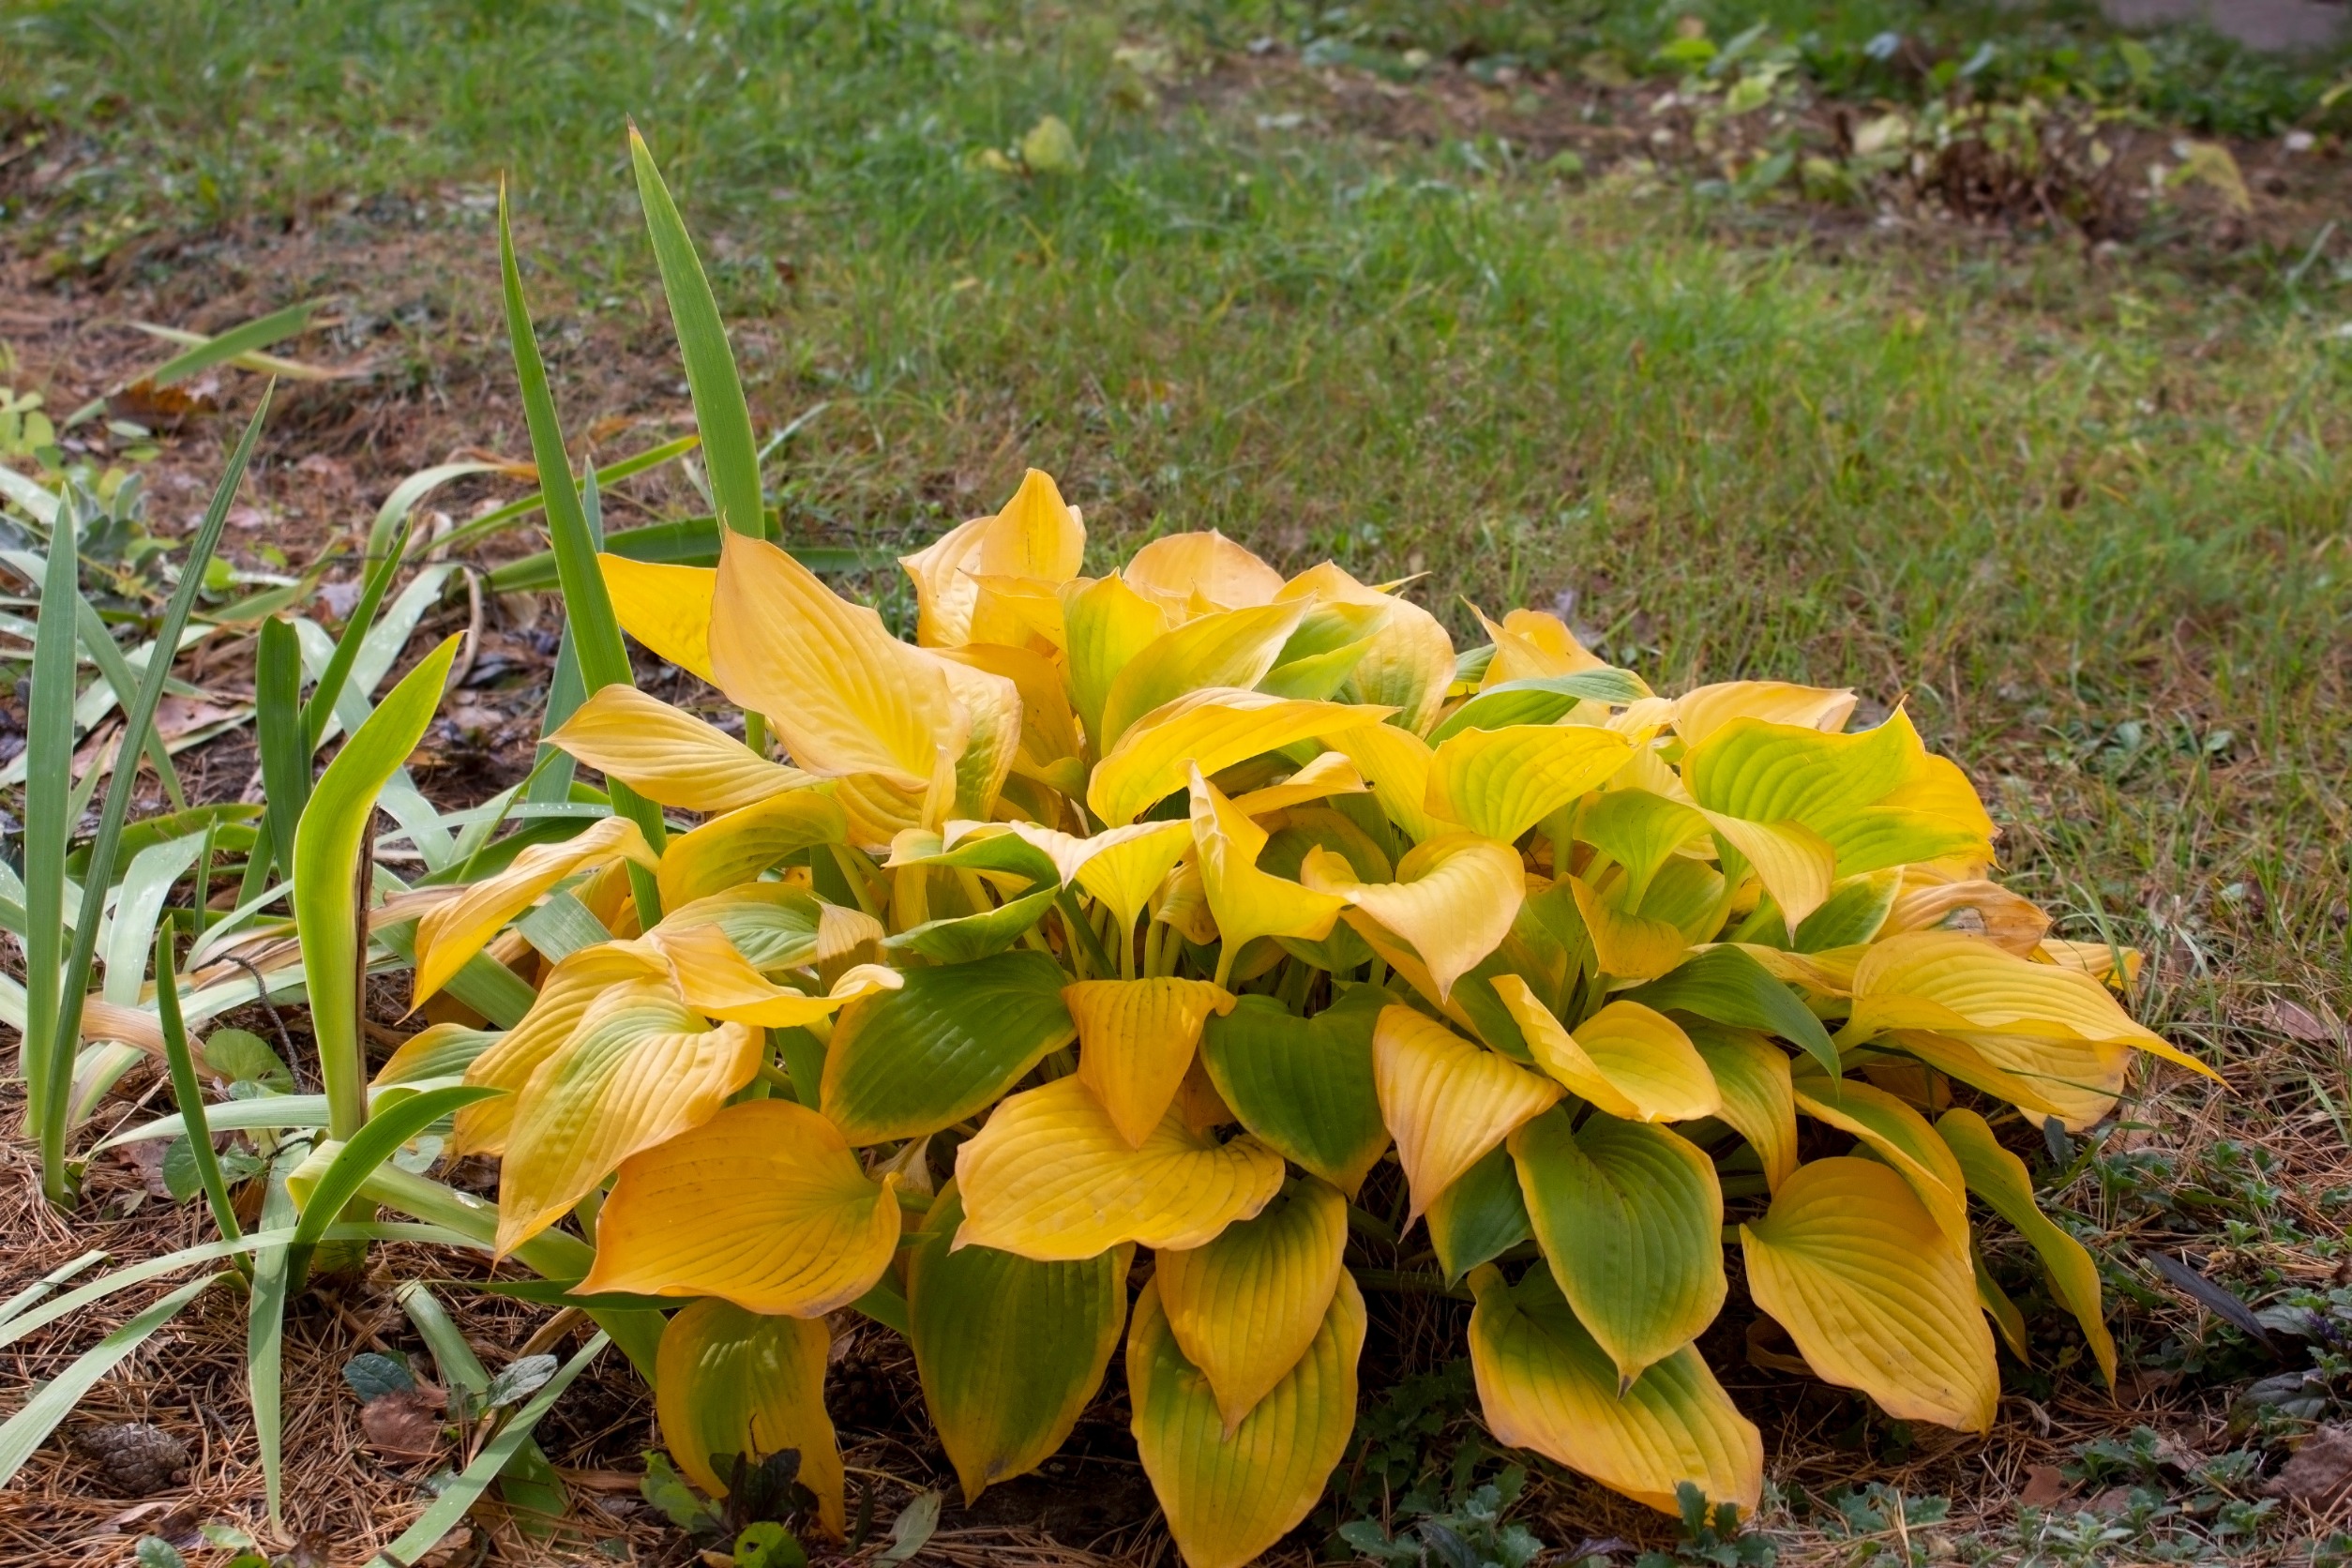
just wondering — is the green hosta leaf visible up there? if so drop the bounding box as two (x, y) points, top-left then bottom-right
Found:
(906, 1184), (1130, 1503)
(883, 884), (1058, 963)
(1427, 669), (1653, 743)
(821, 951), (1076, 1145)
(1622, 945), (1837, 1078)
(1199, 988), (1389, 1197)
(1429, 1142), (1531, 1286)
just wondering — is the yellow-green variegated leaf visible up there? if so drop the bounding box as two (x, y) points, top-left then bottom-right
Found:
(952, 1077), (1285, 1260)
(1467, 1262), (1761, 1515)
(651, 923), (900, 1028)
(822, 950), (1076, 1145)
(1372, 1003), (1560, 1225)
(1670, 681), (1855, 748)
(603, 555), (718, 683)
(1510, 1108), (1726, 1384)
(655, 790), (849, 910)
(1156, 1178), (1349, 1433)
(1063, 573), (1174, 748)
(1687, 1027), (1798, 1193)
(1199, 989), (1391, 1197)
(1425, 723), (1634, 844)
(656, 882), (875, 972)
(1739, 1156), (1998, 1433)
(935, 651), (1022, 822)
(709, 531), (969, 790)
(452, 943), (667, 1155)
(1883, 1029), (2125, 1132)
(1793, 868), (1903, 951)
(1019, 819), (1192, 942)
(1576, 788), (1708, 907)
(1300, 831), (1522, 1003)
(1100, 600), (1310, 752)
(1187, 765), (1346, 967)
(1936, 1108), (2117, 1387)
(411, 816), (657, 1007)
(1128, 1272), (1364, 1568)
(907, 1182), (1131, 1502)
(1791, 1076), (1969, 1247)
(494, 979), (761, 1253)
(1324, 722), (1447, 844)
(1067, 976), (1237, 1148)
(1228, 750), (1366, 818)
(374, 1021), (499, 1087)
(581, 1098), (899, 1314)
(550, 685), (806, 813)
(656, 1298), (844, 1536)
(1702, 811), (1837, 934)
(1494, 981), (1720, 1124)
(1089, 689), (1386, 828)
(1429, 1143), (1531, 1286)
(1473, 606), (1606, 686)
(1278, 563), (1455, 736)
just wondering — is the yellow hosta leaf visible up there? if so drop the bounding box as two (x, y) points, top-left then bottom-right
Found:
(1100, 600), (1310, 752)
(1739, 1156), (1998, 1433)
(940, 642), (1082, 777)
(652, 922), (900, 1027)
(494, 979), (761, 1254)
(1936, 1108), (2117, 1387)
(952, 1077), (1285, 1260)
(2034, 939), (2143, 988)
(1495, 982), (1720, 1123)
(1510, 1108), (1726, 1384)
(1324, 721), (1446, 844)
(1057, 821), (1195, 942)
(550, 685), (808, 813)
(1067, 976), (1237, 1147)
(1372, 1004), (1561, 1225)
(1128, 1273), (1364, 1568)
(1229, 750), (1367, 817)
(1279, 563), (1455, 734)
(412, 817), (657, 1008)
(655, 790), (848, 910)
(602, 555), (717, 683)
(1576, 787), (1708, 907)
(1848, 930), (2189, 1056)
(655, 1298), (844, 1537)
(1123, 529), (1286, 613)
(1670, 681), (1856, 748)
(1063, 573), (1174, 748)
(1701, 810), (1837, 933)
(582, 1099), (900, 1316)
(933, 652), (1022, 821)
(1303, 831), (1521, 1003)
(1688, 1027), (1798, 1193)
(451, 943), (666, 1156)
(1472, 606), (1606, 686)
(1425, 723), (1634, 843)
(1791, 1075), (1970, 1247)
(709, 531), (968, 789)
(1888, 1028), (2128, 1131)
(1187, 766), (1346, 978)
(1155, 1178), (1349, 1433)
(1566, 875), (1690, 982)
(1887, 871), (2050, 955)
(900, 469), (1086, 647)
(1089, 688), (1387, 827)
(1467, 1262), (1761, 1515)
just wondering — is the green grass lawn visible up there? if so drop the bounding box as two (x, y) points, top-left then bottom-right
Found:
(6, 0), (2352, 1560)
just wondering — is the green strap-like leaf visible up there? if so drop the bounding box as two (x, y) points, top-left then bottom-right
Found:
(0, 1271), (228, 1486)
(138, 300), (314, 387)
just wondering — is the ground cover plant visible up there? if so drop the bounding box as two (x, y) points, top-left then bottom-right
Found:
(2, 2), (2350, 1565)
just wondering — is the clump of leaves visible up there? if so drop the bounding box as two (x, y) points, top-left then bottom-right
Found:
(1340, 1460), (1545, 1568)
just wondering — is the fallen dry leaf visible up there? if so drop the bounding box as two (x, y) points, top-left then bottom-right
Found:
(2020, 1464), (2073, 1509)
(2266, 998), (2344, 1046)
(359, 1388), (447, 1459)
(2267, 1424), (2352, 1509)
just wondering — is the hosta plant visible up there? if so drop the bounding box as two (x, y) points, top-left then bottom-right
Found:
(390, 488), (2205, 1560)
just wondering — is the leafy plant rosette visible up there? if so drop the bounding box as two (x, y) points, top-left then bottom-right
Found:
(17, 131), (2212, 1568)
(407, 453), (2210, 1560)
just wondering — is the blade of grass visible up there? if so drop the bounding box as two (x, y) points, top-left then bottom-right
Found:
(135, 301), (315, 388)
(433, 434), (700, 557)
(499, 180), (664, 927)
(73, 594), (187, 810)
(41, 388), (271, 1203)
(628, 130), (763, 543)
(0, 1271), (228, 1487)
(364, 1331), (610, 1568)
(249, 1147), (296, 1529)
(254, 614), (307, 882)
(0, 1249), (108, 1329)
(293, 635), (460, 1141)
(21, 492), (82, 1153)
(154, 913), (247, 1267)
(364, 460), (509, 560)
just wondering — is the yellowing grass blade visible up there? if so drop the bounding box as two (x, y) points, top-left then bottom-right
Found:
(907, 1183), (1130, 1502)
(1372, 1004), (1560, 1226)
(1739, 1156), (1998, 1433)
(1302, 831), (1522, 1003)
(1936, 1109), (2117, 1387)
(1510, 1108), (1726, 1386)
(1066, 977), (1237, 1147)
(655, 1298), (845, 1537)
(582, 1099), (899, 1317)
(951, 1077), (1284, 1260)
(1425, 723), (1633, 843)
(493, 980), (761, 1253)
(1495, 981), (1720, 1124)
(1467, 1262), (1760, 1515)
(1791, 1076), (1970, 1247)
(550, 685), (806, 812)
(1127, 1271), (1364, 1568)
(1155, 1178), (1349, 1434)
